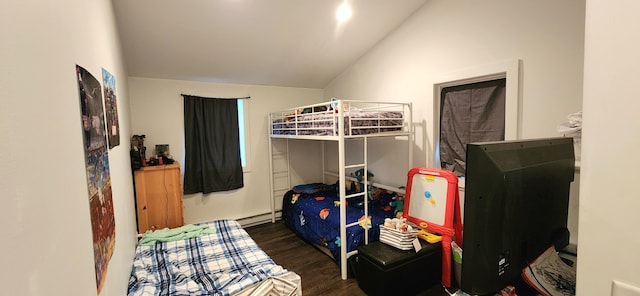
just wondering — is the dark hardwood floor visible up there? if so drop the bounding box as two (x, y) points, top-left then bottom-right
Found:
(244, 221), (453, 296)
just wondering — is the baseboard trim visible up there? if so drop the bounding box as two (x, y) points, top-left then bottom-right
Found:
(237, 211), (282, 227)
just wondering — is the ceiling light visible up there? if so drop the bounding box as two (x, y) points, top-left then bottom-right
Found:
(336, 1), (352, 22)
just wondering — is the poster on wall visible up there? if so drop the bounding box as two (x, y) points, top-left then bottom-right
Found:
(76, 65), (116, 293)
(102, 68), (120, 149)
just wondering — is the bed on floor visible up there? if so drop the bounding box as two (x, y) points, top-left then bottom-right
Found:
(281, 183), (401, 262)
(127, 219), (301, 296)
(268, 99), (414, 279)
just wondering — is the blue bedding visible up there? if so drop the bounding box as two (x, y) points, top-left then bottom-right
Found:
(281, 183), (397, 262)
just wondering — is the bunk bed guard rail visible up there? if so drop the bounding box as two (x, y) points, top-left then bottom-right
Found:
(269, 100), (411, 138)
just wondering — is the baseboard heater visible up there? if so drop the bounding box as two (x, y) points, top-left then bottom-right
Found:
(237, 211), (283, 227)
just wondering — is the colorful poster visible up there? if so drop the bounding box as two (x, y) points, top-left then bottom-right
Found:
(76, 65), (116, 293)
(102, 68), (120, 149)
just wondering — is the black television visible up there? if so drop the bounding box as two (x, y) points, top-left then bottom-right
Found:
(460, 137), (575, 295)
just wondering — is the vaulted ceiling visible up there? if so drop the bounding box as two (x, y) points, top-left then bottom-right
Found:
(112, 0), (427, 88)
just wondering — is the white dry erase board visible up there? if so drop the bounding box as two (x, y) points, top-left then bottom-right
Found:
(403, 168), (458, 234)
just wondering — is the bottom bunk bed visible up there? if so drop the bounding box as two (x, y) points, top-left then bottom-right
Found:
(281, 183), (401, 264)
(127, 219), (301, 296)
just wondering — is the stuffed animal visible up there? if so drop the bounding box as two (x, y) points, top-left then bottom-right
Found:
(371, 188), (384, 199)
(390, 192), (405, 218)
(384, 218), (395, 229)
(376, 190), (395, 211)
(354, 168), (374, 193)
(383, 217), (413, 232)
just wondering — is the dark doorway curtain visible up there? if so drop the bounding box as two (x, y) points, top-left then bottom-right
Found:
(440, 78), (506, 176)
(183, 95), (244, 194)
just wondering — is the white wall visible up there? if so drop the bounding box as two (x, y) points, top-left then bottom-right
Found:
(578, 0), (640, 295)
(0, 0), (137, 295)
(326, 0), (585, 173)
(128, 78), (323, 224)
(6, 1), (631, 295)
(324, 0), (585, 244)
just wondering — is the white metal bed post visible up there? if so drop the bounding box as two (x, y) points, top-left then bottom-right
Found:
(363, 136), (369, 245)
(268, 115), (276, 223)
(321, 141), (326, 184)
(337, 100), (349, 280)
(408, 102), (414, 172)
(286, 139), (291, 198)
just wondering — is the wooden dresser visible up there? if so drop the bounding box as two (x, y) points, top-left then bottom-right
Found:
(134, 163), (184, 233)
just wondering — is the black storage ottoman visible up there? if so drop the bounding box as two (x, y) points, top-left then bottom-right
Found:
(356, 240), (442, 296)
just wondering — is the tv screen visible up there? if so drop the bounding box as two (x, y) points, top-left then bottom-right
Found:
(460, 137), (575, 295)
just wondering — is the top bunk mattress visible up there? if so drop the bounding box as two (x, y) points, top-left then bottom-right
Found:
(269, 100), (410, 138)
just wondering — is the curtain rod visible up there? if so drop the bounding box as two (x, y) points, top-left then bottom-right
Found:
(181, 94), (250, 99)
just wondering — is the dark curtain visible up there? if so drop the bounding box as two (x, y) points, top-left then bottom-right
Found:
(440, 78), (506, 176)
(183, 95), (244, 194)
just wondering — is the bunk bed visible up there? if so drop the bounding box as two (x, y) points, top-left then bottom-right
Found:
(268, 99), (413, 280)
(127, 219), (301, 296)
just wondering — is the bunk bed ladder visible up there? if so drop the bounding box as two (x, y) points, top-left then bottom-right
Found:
(338, 119), (372, 279)
(268, 137), (291, 223)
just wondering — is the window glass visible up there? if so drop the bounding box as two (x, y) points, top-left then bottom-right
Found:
(238, 100), (247, 168)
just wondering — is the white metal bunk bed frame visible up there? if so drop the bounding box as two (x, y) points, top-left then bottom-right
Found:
(267, 99), (413, 280)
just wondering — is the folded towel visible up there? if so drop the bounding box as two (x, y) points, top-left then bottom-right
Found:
(139, 224), (215, 246)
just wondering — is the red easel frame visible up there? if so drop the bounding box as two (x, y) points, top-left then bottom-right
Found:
(403, 167), (463, 288)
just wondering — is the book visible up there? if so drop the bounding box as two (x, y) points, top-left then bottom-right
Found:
(522, 245), (576, 296)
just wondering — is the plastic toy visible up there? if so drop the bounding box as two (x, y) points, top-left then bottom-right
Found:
(334, 200), (349, 207)
(358, 215), (372, 229)
(416, 221), (442, 243)
(291, 193), (300, 204)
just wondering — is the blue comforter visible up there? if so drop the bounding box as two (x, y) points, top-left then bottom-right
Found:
(281, 183), (396, 262)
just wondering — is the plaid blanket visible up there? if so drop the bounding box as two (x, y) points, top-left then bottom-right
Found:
(128, 220), (291, 296)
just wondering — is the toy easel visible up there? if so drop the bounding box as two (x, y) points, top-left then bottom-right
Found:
(402, 167), (463, 288)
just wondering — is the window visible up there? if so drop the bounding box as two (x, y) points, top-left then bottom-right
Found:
(431, 59), (521, 174)
(439, 78), (506, 176)
(238, 99), (250, 171)
(182, 95), (247, 193)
